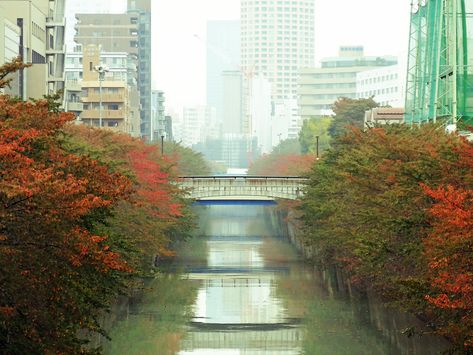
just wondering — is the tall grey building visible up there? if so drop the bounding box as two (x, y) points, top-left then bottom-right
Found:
(128, 0), (152, 140)
(240, 0), (315, 101)
(206, 20), (241, 125)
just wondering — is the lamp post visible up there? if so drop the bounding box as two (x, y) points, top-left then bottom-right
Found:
(316, 135), (319, 160)
(94, 65), (109, 128)
(161, 134), (165, 156)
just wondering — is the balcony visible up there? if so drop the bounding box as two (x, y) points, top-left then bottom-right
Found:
(46, 46), (65, 55)
(81, 109), (126, 120)
(67, 102), (83, 112)
(81, 93), (125, 103)
(46, 17), (66, 27)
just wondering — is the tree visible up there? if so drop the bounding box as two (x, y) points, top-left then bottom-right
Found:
(299, 116), (332, 154)
(328, 97), (378, 138)
(273, 138), (302, 155)
(299, 123), (473, 350)
(0, 63), (134, 352)
(158, 141), (211, 176)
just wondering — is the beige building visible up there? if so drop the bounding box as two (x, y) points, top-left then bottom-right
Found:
(79, 45), (139, 135)
(364, 107), (405, 129)
(298, 46), (397, 120)
(1, 0), (65, 99)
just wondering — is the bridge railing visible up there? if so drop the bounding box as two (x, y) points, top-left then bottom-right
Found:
(178, 176), (308, 200)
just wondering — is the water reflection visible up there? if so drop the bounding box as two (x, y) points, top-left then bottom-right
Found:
(105, 204), (449, 354)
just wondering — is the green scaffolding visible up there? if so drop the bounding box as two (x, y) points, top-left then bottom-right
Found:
(405, 0), (473, 126)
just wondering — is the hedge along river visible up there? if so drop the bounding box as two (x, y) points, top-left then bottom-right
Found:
(103, 202), (450, 354)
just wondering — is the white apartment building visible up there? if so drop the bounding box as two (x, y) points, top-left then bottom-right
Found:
(182, 106), (218, 147)
(1, 0), (66, 99)
(356, 64), (406, 107)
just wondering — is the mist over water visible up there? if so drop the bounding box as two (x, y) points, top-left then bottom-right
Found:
(104, 204), (449, 355)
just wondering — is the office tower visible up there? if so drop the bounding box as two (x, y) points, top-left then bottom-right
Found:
(1, 0), (66, 99)
(206, 20), (241, 124)
(298, 46), (398, 120)
(240, 0), (315, 101)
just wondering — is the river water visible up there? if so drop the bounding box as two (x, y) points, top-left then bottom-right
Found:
(103, 204), (449, 355)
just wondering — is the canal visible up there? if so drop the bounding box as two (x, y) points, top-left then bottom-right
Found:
(103, 203), (449, 354)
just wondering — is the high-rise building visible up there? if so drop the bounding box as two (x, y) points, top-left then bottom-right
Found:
(240, 0), (315, 101)
(298, 46), (398, 120)
(1, 0), (66, 99)
(127, 0), (152, 140)
(206, 20), (240, 123)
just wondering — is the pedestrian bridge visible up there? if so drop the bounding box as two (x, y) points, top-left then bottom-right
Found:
(179, 176), (307, 200)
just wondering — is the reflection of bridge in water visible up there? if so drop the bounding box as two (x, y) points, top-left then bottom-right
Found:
(181, 322), (303, 351)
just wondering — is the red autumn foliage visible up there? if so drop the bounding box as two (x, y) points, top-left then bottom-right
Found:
(422, 142), (473, 347)
(0, 93), (134, 353)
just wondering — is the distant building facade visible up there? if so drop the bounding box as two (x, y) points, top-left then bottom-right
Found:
(206, 20), (240, 125)
(356, 64), (406, 107)
(182, 106), (218, 147)
(298, 46), (398, 120)
(151, 90), (165, 141)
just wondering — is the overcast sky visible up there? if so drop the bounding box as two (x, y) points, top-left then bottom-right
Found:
(152, 0), (412, 112)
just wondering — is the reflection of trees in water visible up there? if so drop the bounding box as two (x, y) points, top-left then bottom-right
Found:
(274, 267), (394, 355)
(103, 275), (198, 355)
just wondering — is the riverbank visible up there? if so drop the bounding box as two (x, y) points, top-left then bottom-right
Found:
(283, 209), (451, 353)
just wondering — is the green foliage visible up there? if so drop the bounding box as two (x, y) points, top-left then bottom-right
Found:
(273, 138), (302, 155)
(160, 141), (211, 176)
(299, 124), (473, 349)
(299, 116), (332, 154)
(328, 97), (378, 138)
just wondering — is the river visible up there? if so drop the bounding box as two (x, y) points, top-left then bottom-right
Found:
(103, 203), (449, 354)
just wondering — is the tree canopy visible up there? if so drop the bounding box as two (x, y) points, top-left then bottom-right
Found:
(328, 97), (378, 138)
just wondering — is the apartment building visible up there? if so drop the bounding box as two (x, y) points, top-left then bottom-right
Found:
(78, 45), (139, 135)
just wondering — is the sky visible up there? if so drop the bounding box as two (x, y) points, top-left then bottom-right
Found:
(151, 0), (412, 113)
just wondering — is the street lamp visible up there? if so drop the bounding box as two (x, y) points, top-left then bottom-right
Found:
(315, 135), (320, 160)
(94, 64), (109, 128)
